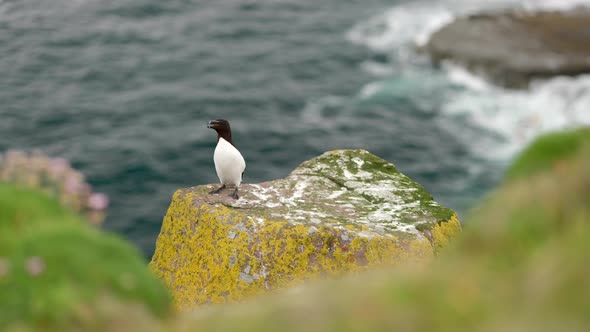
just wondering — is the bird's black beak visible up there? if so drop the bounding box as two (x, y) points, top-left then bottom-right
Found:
(208, 119), (227, 130)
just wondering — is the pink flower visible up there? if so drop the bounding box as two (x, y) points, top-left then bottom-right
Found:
(64, 173), (85, 194)
(48, 157), (70, 178)
(5, 150), (25, 161)
(25, 256), (45, 277)
(88, 192), (109, 211)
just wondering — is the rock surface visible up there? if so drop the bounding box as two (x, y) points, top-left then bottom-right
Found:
(424, 9), (590, 88)
(150, 149), (460, 310)
(175, 130), (590, 332)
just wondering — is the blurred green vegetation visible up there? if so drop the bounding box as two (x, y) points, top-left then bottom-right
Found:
(0, 150), (109, 226)
(505, 127), (590, 180)
(0, 183), (171, 331)
(2, 128), (589, 331)
(0, 183), (80, 252)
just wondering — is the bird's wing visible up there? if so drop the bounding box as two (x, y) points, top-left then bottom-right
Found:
(238, 152), (246, 173)
(229, 144), (246, 173)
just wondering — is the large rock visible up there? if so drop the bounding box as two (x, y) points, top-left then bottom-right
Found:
(424, 9), (590, 88)
(173, 132), (590, 332)
(150, 149), (460, 310)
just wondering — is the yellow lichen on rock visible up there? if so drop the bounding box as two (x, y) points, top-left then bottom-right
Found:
(431, 214), (462, 252)
(150, 150), (461, 310)
(150, 198), (445, 310)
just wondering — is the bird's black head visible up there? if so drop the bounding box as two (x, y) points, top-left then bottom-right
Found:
(207, 119), (233, 145)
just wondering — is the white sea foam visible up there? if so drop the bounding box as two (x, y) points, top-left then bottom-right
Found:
(349, 0), (590, 54)
(359, 82), (383, 99)
(520, 0), (590, 11)
(359, 60), (396, 77)
(443, 62), (492, 92)
(347, 2), (453, 52)
(349, 0), (590, 161)
(442, 74), (590, 158)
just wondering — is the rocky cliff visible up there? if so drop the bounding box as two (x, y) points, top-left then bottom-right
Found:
(150, 149), (460, 310)
(424, 9), (590, 88)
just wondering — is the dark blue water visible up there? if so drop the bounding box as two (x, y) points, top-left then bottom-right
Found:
(8, 0), (584, 257)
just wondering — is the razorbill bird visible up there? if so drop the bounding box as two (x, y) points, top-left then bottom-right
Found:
(207, 119), (246, 199)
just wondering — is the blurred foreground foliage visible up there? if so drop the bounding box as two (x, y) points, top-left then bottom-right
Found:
(0, 150), (109, 225)
(505, 127), (590, 180)
(2, 128), (589, 331)
(0, 159), (171, 331)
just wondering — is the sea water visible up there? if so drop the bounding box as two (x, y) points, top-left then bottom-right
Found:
(1, 0), (589, 256)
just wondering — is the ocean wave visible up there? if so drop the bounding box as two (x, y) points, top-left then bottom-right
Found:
(347, 2), (453, 52)
(348, 0), (590, 53)
(348, 0), (590, 161)
(443, 74), (590, 158)
(519, 0), (590, 10)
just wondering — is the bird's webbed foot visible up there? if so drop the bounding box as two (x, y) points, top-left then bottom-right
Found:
(229, 187), (239, 200)
(209, 184), (226, 194)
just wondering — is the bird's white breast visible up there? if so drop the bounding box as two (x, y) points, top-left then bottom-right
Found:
(213, 137), (246, 186)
